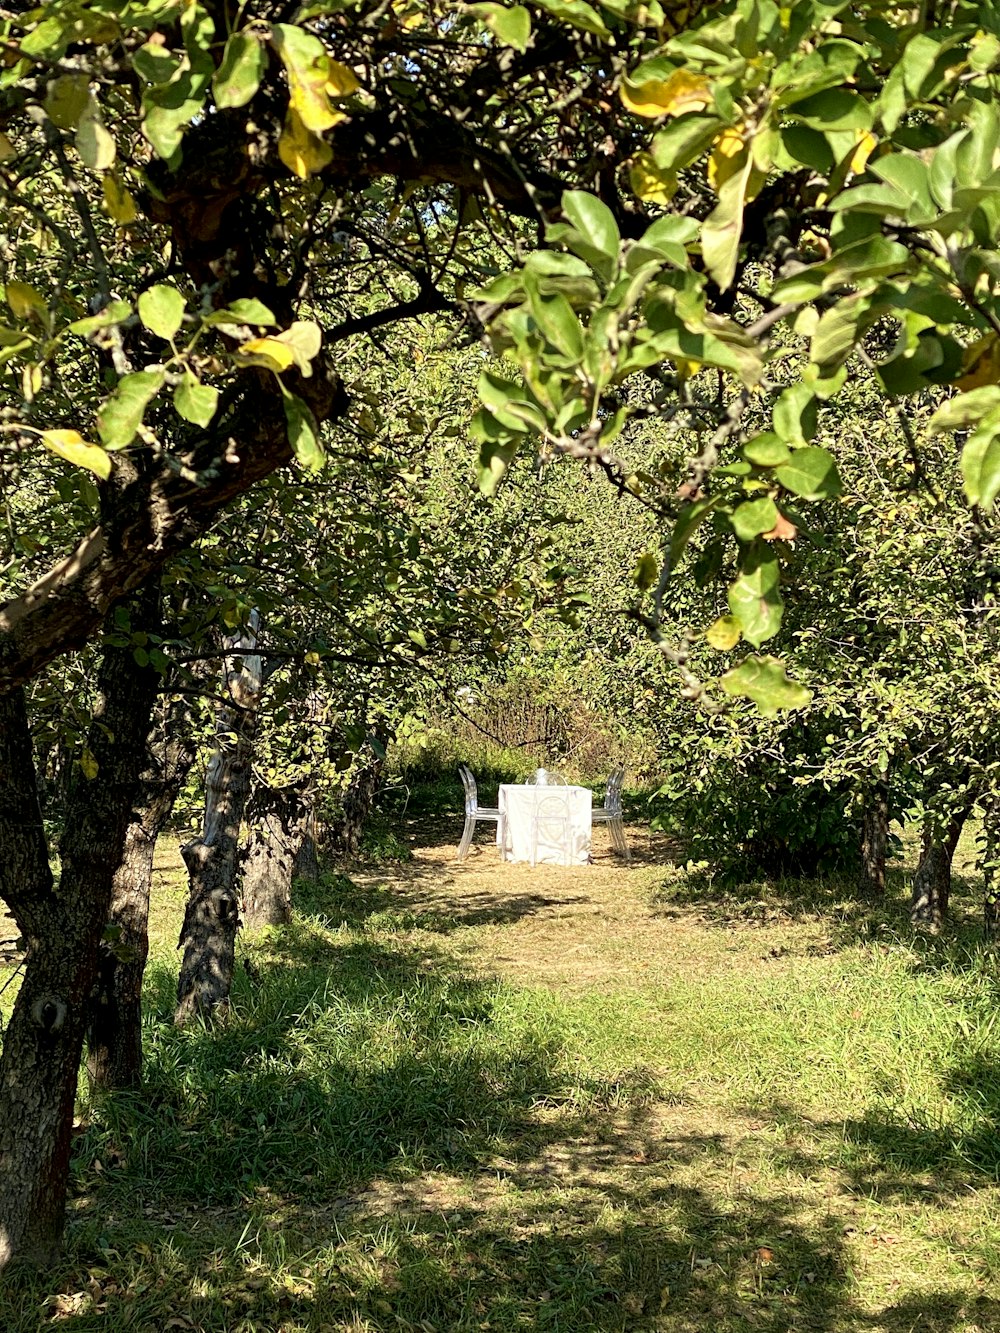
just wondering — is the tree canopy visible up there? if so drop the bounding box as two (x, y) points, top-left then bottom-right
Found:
(2, 0), (1000, 708)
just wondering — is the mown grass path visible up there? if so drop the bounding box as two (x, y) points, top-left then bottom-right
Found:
(3, 822), (1000, 1331)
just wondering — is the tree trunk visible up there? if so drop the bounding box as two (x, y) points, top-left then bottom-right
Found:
(176, 617), (262, 1025)
(86, 701), (196, 1090)
(860, 781), (889, 896)
(293, 809), (320, 884)
(327, 750), (384, 859)
(0, 627), (157, 1270)
(241, 782), (312, 930)
(910, 809), (967, 930)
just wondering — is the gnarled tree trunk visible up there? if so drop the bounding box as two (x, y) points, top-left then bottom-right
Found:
(911, 808), (969, 931)
(86, 700), (196, 1090)
(176, 617), (262, 1025)
(0, 626), (157, 1269)
(860, 780), (889, 896)
(241, 782), (313, 931)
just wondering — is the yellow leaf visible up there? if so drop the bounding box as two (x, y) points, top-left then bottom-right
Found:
(272, 23), (350, 133)
(0, 132), (14, 160)
(705, 615), (742, 650)
(708, 127), (745, 193)
(102, 172), (138, 224)
(238, 336), (297, 372)
(958, 333), (1000, 390)
(41, 429), (112, 480)
(80, 747), (99, 780)
(326, 60), (359, 98)
(848, 128), (876, 176)
(674, 357), (701, 381)
(75, 94), (116, 170)
(278, 106), (334, 178)
(629, 151), (676, 204)
(5, 281), (46, 321)
(708, 127), (765, 201)
(620, 68), (712, 119)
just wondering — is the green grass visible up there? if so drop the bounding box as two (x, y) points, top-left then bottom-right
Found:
(4, 839), (1000, 1330)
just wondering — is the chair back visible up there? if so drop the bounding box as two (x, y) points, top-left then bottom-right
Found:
(458, 763), (478, 815)
(604, 766), (624, 816)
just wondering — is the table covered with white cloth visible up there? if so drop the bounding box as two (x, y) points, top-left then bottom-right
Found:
(497, 784), (592, 866)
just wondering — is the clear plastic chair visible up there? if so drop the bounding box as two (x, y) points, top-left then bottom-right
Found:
(456, 764), (504, 861)
(530, 789), (572, 867)
(592, 766), (630, 862)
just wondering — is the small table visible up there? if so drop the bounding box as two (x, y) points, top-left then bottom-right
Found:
(497, 784), (592, 866)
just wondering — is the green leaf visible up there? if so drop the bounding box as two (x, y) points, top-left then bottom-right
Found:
(634, 551), (659, 590)
(530, 0), (609, 38)
(475, 432), (519, 496)
(137, 284), (185, 341)
(526, 285), (585, 360)
(561, 190), (620, 265)
(478, 370), (543, 432)
(210, 298), (277, 326)
(869, 152), (934, 220)
(773, 383), (817, 445)
(929, 388), (1000, 433)
(787, 88), (872, 131)
(742, 433), (792, 468)
(41, 429), (111, 480)
(468, 3), (531, 51)
(670, 496), (721, 568)
(719, 656), (813, 716)
(80, 747), (99, 780)
(283, 391), (324, 471)
(730, 497), (778, 542)
(173, 374), (218, 428)
(961, 416), (1000, 510)
(66, 300), (132, 337)
(213, 30), (266, 109)
(44, 73), (90, 130)
(775, 446), (843, 500)
(810, 294), (882, 371)
(97, 370), (165, 448)
(705, 614), (741, 650)
(727, 547), (783, 647)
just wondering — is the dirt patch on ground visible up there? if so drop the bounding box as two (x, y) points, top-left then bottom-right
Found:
(344, 826), (834, 990)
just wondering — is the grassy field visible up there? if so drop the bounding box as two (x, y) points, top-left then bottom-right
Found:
(3, 820), (1000, 1330)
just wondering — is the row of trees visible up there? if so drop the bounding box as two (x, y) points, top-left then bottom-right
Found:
(2, 0), (1000, 1276)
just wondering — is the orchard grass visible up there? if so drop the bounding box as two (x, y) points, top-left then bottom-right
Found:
(3, 826), (1000, 1329)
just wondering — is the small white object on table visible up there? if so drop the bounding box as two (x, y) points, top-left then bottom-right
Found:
(497, 783), (592, 866)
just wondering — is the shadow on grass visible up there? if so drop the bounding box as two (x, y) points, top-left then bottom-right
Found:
(293, 863), (592, 935)
(7, 1100), (995, 1331)
(4, 919), (998, 1330)
(651, 863), (992, 957)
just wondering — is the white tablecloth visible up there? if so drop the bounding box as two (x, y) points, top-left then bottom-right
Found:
(497, 784), (592, 866)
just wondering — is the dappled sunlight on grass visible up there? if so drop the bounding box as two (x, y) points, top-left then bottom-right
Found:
(5, 834), (1000, 1329)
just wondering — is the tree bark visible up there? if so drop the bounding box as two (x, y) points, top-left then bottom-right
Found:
(0, 627), (157, 1270)
(86, 700), (197, 1091)
(175, 618), (262, 1024)
(241, 782), (313, 931)
(910, 809), (968, 930)
(326, 750), (384, 860)
(860, 781), (889, 896)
